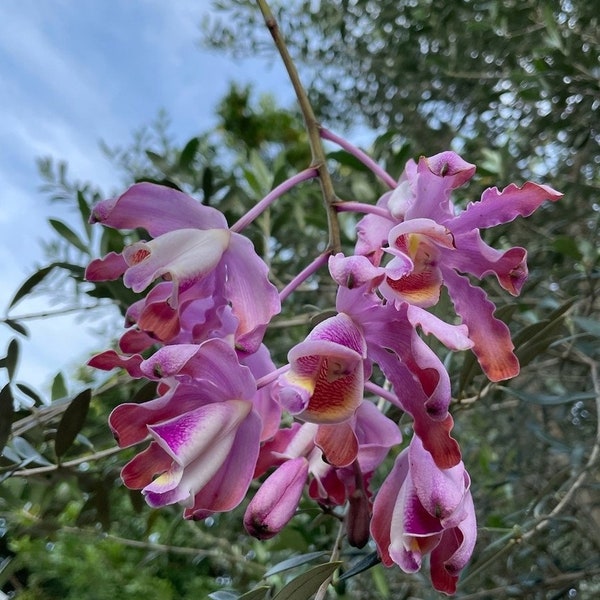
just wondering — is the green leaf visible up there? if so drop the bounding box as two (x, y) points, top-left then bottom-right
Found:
(0, 384), (15, 451)
(503, 389), (596, 406)
(203, 167), (214, 202)
(8, 265), (55, 309)
(179, 137), (200, 171)
(4, 339), (20, 380)
(238, 587), (271, 600)
(337, 552), (380, 581)
(77, 190), (92, 239)
(49, 218), (90, 254)
(11, 436), (53, 466)
(272, 562), (342, 600)
(16, 383), (43, 406)
(2, 319), (28, 337)
(326, 150), (370, 173)
(572, 316), (600, 338)
(55, 388), (92, 458)
(264, 551), (328, 577)
(51, 372), (68, 401)
(208, 593), (239, 600)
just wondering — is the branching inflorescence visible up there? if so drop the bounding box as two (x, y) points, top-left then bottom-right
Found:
(84, 3), (562, 595)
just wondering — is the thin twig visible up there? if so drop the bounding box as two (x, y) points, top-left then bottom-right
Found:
(255, 0), (342, 254)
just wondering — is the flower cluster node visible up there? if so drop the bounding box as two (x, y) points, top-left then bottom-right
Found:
(86, 143), (560, 594)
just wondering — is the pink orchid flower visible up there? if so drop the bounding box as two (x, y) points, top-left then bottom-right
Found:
(85, 182), (281, 353)
(371, 435), (476, 595)
(350, 151), (562, 381)
(108, 339), (263, 518)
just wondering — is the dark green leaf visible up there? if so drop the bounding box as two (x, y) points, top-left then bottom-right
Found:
(338, 552), (381, 581)
(264, 551), (328, 578)
(55, 388), (92, 458)
(49, 218), (90, 254)
(326, 150), (371, 173)
(203, 167), (214, 202)
(8, 265), (54, 309)
(272, 562), (342, 600)
(4, 339), (19, 380)
(0, 385), (15, 451)
(16, 383), (43, 405)
(77, 190), (92, 239)
(3, 319), (28, 337)
(51, 372), (68, 401)
(179, 137), (200, 171)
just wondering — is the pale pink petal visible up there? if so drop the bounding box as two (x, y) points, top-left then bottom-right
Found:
(406, 305), (473, 351)
(90, 182), (228, 235)
(122, 228), (230, 293)
(222, 234), (281, 353)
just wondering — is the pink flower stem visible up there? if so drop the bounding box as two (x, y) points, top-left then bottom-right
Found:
(334, 200), (396, 220)
(364, 380), (400, 405)
(256, 364), (290, 389)
(320, 127), (398, 190)
(279, 252), (330, 303)
(230, 167), (319, 233)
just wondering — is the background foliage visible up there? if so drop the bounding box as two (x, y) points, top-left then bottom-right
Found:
(1, 0), (599, 598)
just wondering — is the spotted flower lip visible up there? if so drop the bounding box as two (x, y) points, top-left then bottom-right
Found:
(278, 312), (368, 425)
(347, 151), (562, 381)
(85, 182), (281, 353)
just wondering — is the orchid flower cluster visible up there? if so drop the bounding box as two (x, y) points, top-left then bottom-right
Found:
(85, 138), (561, 595)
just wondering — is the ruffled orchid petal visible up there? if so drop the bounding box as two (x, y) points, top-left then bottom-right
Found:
(90, 182), (228, 235)
(406, 305), (473, 351)
(446, 230), (528, 295)
(452, 181), (563, 234)
(328, 253), (385, 289)
(405, 153), (475, 221)
(122, 228), (231, 293)
(244, 457), (309, 539)
(222, 234), (281, 353)
(85, 251), (128, 282)
(140, 339), (256, 401)
(387, 179), (413, 219)
(315, 420), (359, 467)
(87, 350), (144, 378)
(442, 267), (519, 381)
(183, 409), (262, 517)
(388, 218), (455, 250)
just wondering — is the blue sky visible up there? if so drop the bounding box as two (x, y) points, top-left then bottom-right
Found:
(0, 0), (292, 398)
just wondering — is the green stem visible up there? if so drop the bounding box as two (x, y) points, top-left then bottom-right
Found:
(256, 0), (342, 254)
